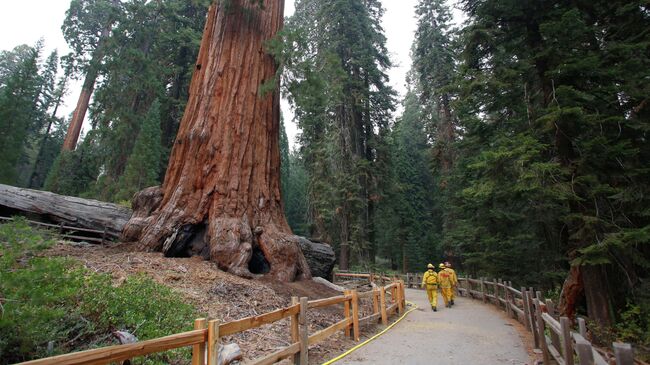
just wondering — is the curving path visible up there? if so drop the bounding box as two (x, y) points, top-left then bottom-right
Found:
(338, 289), (533, 365)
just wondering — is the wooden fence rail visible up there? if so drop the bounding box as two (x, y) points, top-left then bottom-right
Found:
(16, 275), (407, 365)
(403, 273), (637, 365)
(0, 216), (111, 244)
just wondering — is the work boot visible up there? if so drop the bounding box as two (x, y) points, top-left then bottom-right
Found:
(451, 299), (455, 306)
(432, 306), (437, 312)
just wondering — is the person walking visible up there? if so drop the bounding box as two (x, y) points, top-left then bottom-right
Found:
(421, 263), (439, 311)
(438, 263), (453, 308)
(445, 262), (458, 306)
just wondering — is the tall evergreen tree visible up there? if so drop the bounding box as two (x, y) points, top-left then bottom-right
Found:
(282, 0), (395, 269)
(116, 99), (162, 202)
(0, 44), (42, 185)
(376, 88), (439, 272)
(412, 0), (459, 257)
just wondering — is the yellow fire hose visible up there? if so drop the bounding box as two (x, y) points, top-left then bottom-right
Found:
(321, 301), (418, 365)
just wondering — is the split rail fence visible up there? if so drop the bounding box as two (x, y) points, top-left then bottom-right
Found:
(0, 216), (111, 244)
(403, 274), (637, 365)
(17, 274), (406, 365)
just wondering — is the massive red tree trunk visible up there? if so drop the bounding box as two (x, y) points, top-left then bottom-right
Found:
(122, 0), (311, 282)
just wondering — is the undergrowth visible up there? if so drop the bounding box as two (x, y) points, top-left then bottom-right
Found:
(0, 218), (197, 364)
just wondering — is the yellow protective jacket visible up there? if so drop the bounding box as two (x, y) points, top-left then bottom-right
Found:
(422, 270), (438, 286)
(447, 268), (458, 286)
(438, 268), (453, 289)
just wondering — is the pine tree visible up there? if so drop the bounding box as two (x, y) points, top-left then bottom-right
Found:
(412, 0), (459, 255)
(0, 43), (42, 185)
(376, 88), (439, 272)
(282, 0), (396, 269)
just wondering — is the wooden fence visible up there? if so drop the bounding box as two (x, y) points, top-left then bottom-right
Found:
(17, 275), (406, 365)
(0, 216), (111, 244)
(403, 274), (637, 365)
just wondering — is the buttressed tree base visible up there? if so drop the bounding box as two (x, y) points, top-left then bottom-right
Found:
(122, 0), (312, 282)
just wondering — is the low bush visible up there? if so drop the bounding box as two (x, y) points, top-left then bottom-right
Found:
(0, 219), (197, 364)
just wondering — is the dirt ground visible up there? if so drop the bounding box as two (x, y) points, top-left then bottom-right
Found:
(46, 241), (382, 364)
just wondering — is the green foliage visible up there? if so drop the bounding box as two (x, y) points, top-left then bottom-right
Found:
(0, 43), (42, 185)
(616, 304), (650, 348)
(281, 0), (396, 267)
(284, 149), (310, 236)
(0, 43), (70, 189)
(45, 0), (210, 202)
(375, 89), (439, 272)
(0, 220), (196, 364)
(115, 99), (163, 202)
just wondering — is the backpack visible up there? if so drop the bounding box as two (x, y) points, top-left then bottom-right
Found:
(425, 271), (438, 285)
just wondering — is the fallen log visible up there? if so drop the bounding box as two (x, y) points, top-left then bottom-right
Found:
(0, 184), (131, 238)
(0, 184), (336, 279)
(296, 237), (335, 280)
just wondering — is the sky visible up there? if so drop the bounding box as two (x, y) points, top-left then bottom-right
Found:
(0, 0), (462, 147)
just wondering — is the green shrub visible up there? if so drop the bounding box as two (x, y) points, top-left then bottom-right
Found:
(0, 219), (197, 364)
(616, 303), (650, 360)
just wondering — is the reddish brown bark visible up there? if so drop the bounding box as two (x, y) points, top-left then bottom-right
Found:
(122, 0), (311, 282)
(62, 77), (95, 151)
(559, 265), (583, 320)
(62, 14), (114, 151)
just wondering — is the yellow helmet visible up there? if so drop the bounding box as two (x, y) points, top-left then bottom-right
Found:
(439, 263), (446, 269)
(427, 263), (435, 269)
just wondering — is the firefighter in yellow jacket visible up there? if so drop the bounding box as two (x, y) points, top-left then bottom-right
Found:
(445, 262), (458, 306)
(438, 263), (453, 308)
(421, 263), (439, 311)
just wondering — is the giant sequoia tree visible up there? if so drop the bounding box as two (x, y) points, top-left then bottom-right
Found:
(122, 0), (311, 282)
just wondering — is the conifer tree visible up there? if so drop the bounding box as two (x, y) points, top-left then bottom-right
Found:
(0, 44), (42, 184)
(282, 0), (395, 269)
(412, 0), (458, 252)
(116, 99), (162, 202)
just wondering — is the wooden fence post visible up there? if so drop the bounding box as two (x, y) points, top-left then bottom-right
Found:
(207, 319), (220, 365)
(372, 289), (380, 321)
(492, 278), (498, 305)
(397, 282), (404, 314)
(529, 291), (539, 337)
(504, 283), (513, 318)
(299, 297), (309, 365)
(613, 342), (634, 365)
(351, 290), (360, 341)
(101, 226), (108, 245)
(546, 299), (561, 353)
(291, 297), (300, 364)
(578, 318), (587, 338)
(343, 290), (352, 338)
(496, 279), (502, 308)
(561, 317), (574, 365)
(480, 278), (487, 303)
(380, 286), (388, 326)
(576, 339), (594, 365)
(192, 318), (207, 365)
(521, 288), (531, 331)
(534, 299), (551, 364)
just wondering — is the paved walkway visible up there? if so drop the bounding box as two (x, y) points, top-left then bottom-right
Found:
(339, 289), (532, 365)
